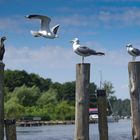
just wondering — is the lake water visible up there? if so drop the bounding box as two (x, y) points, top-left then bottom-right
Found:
(15, 120), (132, 140)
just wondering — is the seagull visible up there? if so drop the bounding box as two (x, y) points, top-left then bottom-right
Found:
(126, 43), (140, 61)
(26, 14), (60, 39)
(0, 36), (6, 61)
(70, 38), (105, 63)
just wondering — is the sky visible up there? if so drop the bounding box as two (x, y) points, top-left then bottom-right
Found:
(1, 0), (140, 99)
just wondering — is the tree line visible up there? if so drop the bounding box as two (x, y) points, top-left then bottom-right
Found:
(4, 69), (131, 121)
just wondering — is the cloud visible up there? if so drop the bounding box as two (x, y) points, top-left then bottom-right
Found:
(0, 6), (140, 36)
(55, 8), (140, 29)
(4, 44), (129, 78)
(4, 45), (77, 77)
(98, 9), (140, 26)
(0, 16), (31, 34)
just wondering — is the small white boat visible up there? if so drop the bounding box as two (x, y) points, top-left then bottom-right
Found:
(89, 114), (119, 123)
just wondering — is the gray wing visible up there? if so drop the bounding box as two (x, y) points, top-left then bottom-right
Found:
(77, 46), (96, 55)
(132, 48), (140, 55)
(26, 15), (51, 31)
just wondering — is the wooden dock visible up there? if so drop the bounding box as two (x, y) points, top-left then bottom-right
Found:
(16, 120), (100, 127)
(16, 120), (75, 127)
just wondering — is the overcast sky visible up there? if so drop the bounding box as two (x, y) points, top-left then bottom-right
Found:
(1, 0), (140, 99)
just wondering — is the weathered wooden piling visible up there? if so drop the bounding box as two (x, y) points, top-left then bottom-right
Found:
(0, 62), (5, 140)
(128, 61), (140, 140)
(5, 119), (17, 140)
(75, 63), (90, 140)
(97, 90), (108, 140)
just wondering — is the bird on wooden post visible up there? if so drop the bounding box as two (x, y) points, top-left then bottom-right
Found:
(126, 43), (140, 61)
(70, 38), (105, 63)
(26, 14), (60, 39)
(0, 36), (6, 61)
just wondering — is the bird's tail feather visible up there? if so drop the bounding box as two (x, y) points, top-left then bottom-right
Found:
(96, 52), (105, 55)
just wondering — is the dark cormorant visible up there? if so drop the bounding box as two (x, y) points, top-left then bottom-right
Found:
(0, 36), (6, 61)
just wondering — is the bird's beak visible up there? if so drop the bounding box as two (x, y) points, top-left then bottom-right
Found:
(25, 15), (29, 18)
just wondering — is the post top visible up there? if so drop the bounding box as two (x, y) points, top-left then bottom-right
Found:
(97, 89), (106, 97)
(128, 61), (140, 63)
(76, 63), (90, 65)
(4, 119), (16, 125)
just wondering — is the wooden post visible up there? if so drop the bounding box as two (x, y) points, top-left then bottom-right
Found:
(128, 61), (140, 140)
(75, 63), (90, 140)
(97, 90), (108, 140)
(0, 62), (5, 140)
(5, 119), (17, 140)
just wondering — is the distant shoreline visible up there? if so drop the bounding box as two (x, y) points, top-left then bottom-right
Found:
(16, 120), (102, 127)
(16, 120), (75, 127)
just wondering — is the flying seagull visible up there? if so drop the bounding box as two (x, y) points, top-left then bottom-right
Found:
(70, 38), (105, 63)
(26, 14), (60, 39)
(126, 43), (140, 61)
(0, 36), (6, 61)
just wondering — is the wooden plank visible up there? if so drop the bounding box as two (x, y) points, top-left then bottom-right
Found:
(0, 62), (4, 140)
(128, 61), (140, 140)
(5, 119), (17, 140)
(97, 90), (108, 140)
(75, 63), (90, 140)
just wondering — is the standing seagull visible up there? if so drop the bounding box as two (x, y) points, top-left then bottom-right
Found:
(26, 14), (60, 39)
(70, 38), (105, 63)
(0, 36), (6, 61)
(126, 43), (140, 61)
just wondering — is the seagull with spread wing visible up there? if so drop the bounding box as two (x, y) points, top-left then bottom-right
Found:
(26, 14), (60, 39)
(126, 43), (140, 61)
(70, 38), (105, 63)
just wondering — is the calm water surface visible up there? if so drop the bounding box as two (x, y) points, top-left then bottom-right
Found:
(15, 120), (132, 140)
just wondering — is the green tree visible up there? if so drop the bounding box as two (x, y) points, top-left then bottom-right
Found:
(122, 99), (131, 116)
(5, 97), (25, 119)
(102, 80), (115, 98)
(101, 81), (116, 115)
(55, 101), (75, 120)
(4, 69), (30, 91)
(13, 85), (41, 106)
(61, 81), (75, 102)
(45, 104), (57, 120)
(89, 82), (97, 95)
(37, 88), (58, 106)
(4, 69), (52, 92)
(112, 98), (131, 117)
(28, 73), (52, 91)
(50, 82), (63, 101)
